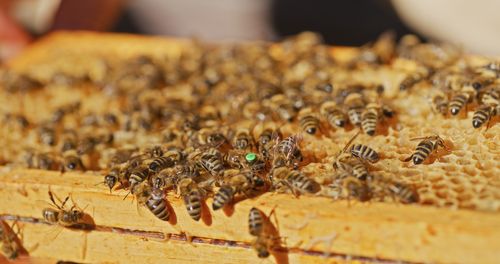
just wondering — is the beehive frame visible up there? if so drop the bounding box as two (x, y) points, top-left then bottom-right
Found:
(0, 32), (499, 263)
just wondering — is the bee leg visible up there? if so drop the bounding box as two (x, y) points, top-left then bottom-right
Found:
(403, 155), (413, 163)
(281, 180), (299, 198)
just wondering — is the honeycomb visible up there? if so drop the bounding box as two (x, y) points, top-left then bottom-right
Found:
(0, 31), (499, 216)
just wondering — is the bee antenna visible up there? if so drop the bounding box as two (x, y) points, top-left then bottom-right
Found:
(342, 130), (361, 153)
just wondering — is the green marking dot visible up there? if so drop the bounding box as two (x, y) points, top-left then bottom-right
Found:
(245, 152), (257, 162)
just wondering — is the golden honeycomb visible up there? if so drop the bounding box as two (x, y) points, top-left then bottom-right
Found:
(0, 31), (499, 218)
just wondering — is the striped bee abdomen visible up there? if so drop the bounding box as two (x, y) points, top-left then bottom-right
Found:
(146, 195), (170, 221)
(449, 93), (469, 115)
(299, 115), (320, 135)
(412, 140), (434, 164)
(350, 144), (379, 163)
(472, 105), (492, 128)
(248, 207), (264, 236)
(212, 186), (234, 210)
(361, 108), (378, 136)
(184, 189), (202, 221)
(347, 107), (363, 126)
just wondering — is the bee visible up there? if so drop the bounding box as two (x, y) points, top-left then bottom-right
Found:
(22, 150), (56, 170)
(404, 135), (448, 165)
(212, 185), (234, 210)
(257, 129), (274, 146)
(344, 93), (364, 126)
(38, 125), (56, 146)
(271, 167), (319, 195)
(244, 152), (267, 173)
(213, 171), (265, 210)
(248, 207), (281, 258)
(0, 221), (20, 260)
(472, 105), (496, 129)
(42, 191), (85, 227)
(198, 150), (225, 177)
(449, 87), (475, 115)
(399, 72), (426, 91)
(143, 145), (164, 158)
(222, 150), (244, 169)
(342, 176), (371, 202)
(192, 128), (227, 148)
(275, 134), (302, 160)
(76, 135), (99, 155)
(145, 188), (170, 221)
(350, 144), (379, 163)
(431, 93), (449, 115)
(51, 101), (81, 123)
(178, 177), (209, 221)
(269, 94), (295, 122)
(248, 207), (264, 236)
(128, 165), (150, 193)
(332, 132), (371, 181)
(61, 150), (85, 172)
(232, 128), (254, 150)
(320, 101), (347, 128)
(101, 167), (121, 193)
(148, 156), (175, 173)
(298, 109), (320, 135)
(60, 129), (78, 152)
(386, 181), (419, 203)
(361, 103), (379, 136)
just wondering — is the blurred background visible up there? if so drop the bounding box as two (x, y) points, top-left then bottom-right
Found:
(1, 0), (500, 60)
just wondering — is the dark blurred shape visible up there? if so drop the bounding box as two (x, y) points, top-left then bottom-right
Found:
(271, 0), (422, 45)
(112, 9), (142, 34)
(51, 0), (124, 32)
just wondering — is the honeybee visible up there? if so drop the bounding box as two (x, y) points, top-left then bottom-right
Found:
(61, 150), (85, 172)
(449, 86), (476, 115)
(42, 191), (85, 227)
(128, 165), (150, 193)
(51, 101), (81, 123)
(23, 149), (56, 170)
(0, 221), (20, 260)
(332, 132), (371, 181)
(197, 149), (225, 177)
(222, 150), (244, 169)
(232, 128), (254, 150)
(275, 134), (302, 161)
(298, 108), (320, 135)
(386, 181), (419, 203)
(342, 176), (371, 202)
(178, 177), (210, 221)
(135, 186), (170, 222)
(248, 207), (264, 236)
(399, 72), (426, 91)
(404, 135), (448, 165)
(269, 94), (296, 122)
(320, 101), (347, 128)
(212, 171), (265, 210)
(243, 152), (267, 173)
(431, 93), (449, 115)
(60, 129), (78, 152)
(148, 149), (181, 172)
(344, 93), (364, 126)
(247, 207), (282, 258)
(350, 144), (380, 163)
(361, 103), (379, 136)
(271, 167), (319, 195)
(472, 105), (497, 129)
(38, 125), (56, 146)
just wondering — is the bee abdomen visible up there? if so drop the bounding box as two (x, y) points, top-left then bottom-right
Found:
(350, 144), (379, 163)
(146, 196), (170, 221)
(42, 209), (59, 223)
(361, 109), (378, 136)
(326, 109), (346, 127)
(299, 115), (320, 135)
(412, 141), (433, 164)
(184, 189), (202, 221)
(248, 207), (263, 236)
(212, 186), (234, 210)
(287, 171), (319, 194)
(149, 156), (174, 172)
(351, 162), (369, 181)
(472, 106), (492, 128)
(449, 94), (468, 115)
(347, 107), (363, 126)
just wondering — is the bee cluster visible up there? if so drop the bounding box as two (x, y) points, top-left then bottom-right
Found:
(0, 31), (499, 259)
